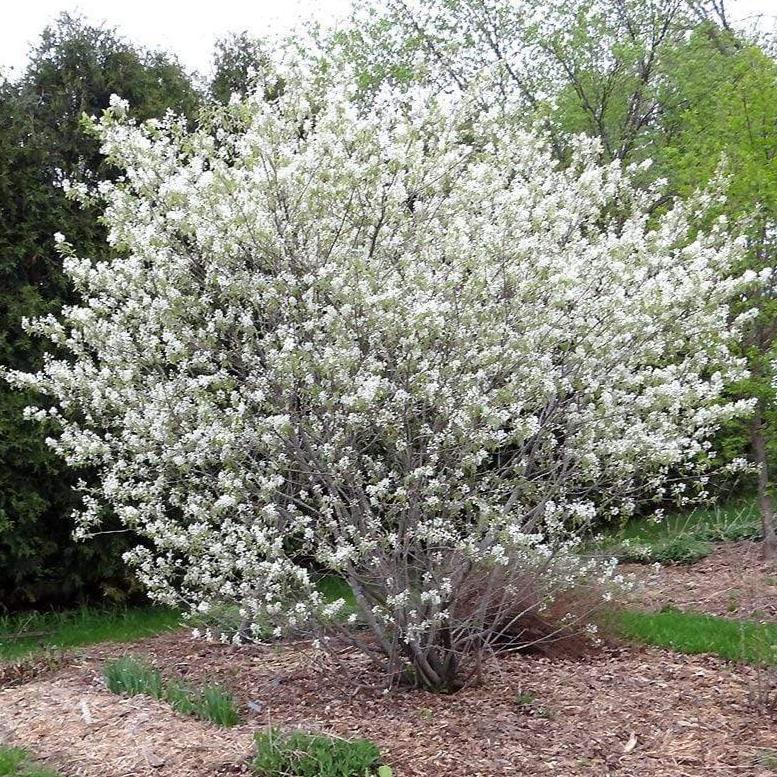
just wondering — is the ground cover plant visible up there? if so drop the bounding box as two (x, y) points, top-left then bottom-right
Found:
(7, 56), (760, 691)
(102, 655), (239, 726)
(0, 747), (59, 777)
(0, 606), (180, 661)
(252, 729), (390, 777)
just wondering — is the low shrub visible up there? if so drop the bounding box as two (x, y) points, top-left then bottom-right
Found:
(252, 728), (390, 777)
(103, 656), (239, 726)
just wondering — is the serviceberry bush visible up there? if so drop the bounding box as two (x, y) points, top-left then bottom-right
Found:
(7, 69), (756, 690)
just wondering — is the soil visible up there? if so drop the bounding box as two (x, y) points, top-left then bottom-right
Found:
(2, 542), (777, 777)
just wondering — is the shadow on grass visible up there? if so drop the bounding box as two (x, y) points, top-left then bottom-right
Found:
(0, 606), (181, 662)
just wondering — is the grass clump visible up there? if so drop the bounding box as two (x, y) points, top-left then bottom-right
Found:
(618, 608), (777, 664)
(0, 746), (61, 777)
(166, 679), (240, 727)
(756, 749), (777, 771)
(103, 655), (164, 698)
(103, 656), (239, 726)
(0, 607), (180, 662)
(252, 728), (390, 777)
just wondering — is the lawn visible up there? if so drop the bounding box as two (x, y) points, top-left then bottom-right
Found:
(618, 608), (777, 665)
(0, 578), (352, 662)
(0, 606), (181, 662)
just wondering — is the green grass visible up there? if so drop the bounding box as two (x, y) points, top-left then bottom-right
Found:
(0, 606), (181, 662)
(618, 608), (777, 664)
(616, 498), (759, 543)
(0, 747), (61, 777)
(103, 655), (240, 726)
(316, 575), (357, 608)
(597, 497), (760, 564)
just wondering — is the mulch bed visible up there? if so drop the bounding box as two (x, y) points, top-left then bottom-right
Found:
(623, 540), (777, 620)
(2, 634), (777, 776)
(3, 543), (777, 776)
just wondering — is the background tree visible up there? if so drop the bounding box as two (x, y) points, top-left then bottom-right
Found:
(0, 14), (199, 608)
(656, 25), (777, 553)
(211, 32), (271, 103)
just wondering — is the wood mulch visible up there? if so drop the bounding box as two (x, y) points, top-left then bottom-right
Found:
(2, 543), (777, 776)
(623, 540), (777, 621)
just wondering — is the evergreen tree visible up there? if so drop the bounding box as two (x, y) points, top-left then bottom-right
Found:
(0, 14), (199, 608)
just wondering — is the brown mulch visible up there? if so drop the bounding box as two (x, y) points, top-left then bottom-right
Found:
(623, 540), (777, 620)
(0, 670), (252, 777)
(3, 542), (777, 776)
(2, 633), (777, 776)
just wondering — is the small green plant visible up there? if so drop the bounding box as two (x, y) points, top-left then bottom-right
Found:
(756, 749), (777, 772)
(0, 746), (61, 777)
(200, 684), (240, 726)
(103, 655), (164, 698)
(103, 657), (239, 726)
(513, 689), (552, 718)
(252, 728), (387, 777)
(613, 534), (712, 565)
(597, 499), (761, 566)
(651, 535), (713, 564)
(164, 679), (198, 716)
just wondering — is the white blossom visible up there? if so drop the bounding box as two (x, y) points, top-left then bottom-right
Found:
(6, 69), (755, 689)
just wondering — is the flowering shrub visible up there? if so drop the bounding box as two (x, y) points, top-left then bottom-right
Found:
(7, 73), (755, 690)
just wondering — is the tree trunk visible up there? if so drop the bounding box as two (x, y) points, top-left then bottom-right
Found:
(751, 409), (777, 559)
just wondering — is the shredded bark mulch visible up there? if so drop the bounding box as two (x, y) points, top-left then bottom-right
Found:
(2, 635), (777, 776)
(624, 540), (777, 621)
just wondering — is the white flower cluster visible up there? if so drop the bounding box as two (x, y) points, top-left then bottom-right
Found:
(7, 71), (755, 686)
